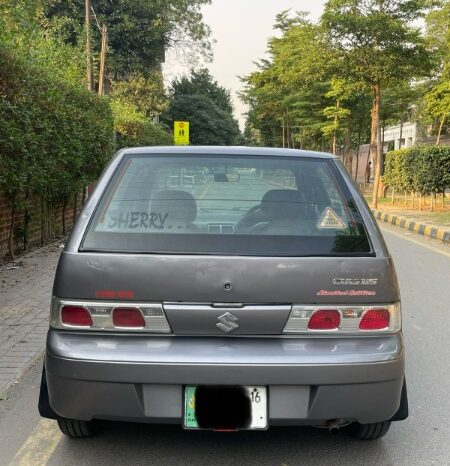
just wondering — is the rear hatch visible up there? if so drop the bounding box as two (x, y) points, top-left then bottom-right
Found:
(53, 149), (399, 336)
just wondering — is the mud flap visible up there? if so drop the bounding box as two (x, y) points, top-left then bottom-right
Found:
(390, 377), (409, 421)
(38, 363), (57, 420)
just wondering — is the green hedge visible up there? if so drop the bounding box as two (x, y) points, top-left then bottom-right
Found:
(0, 44), (115, 254)
(383, 145), (450, 194)
(111, 99), (172, 148)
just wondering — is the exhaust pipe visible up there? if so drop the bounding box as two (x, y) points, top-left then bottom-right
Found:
(327, 420), (341, 435)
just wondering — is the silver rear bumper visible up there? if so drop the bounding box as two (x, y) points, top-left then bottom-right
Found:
(45, 329), (405, 425)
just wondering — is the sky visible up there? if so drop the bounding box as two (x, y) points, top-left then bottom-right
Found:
(164, 0), (327, 129)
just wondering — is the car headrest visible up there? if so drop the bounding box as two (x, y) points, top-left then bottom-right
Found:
(151, 190), (197, 225)
(261, 190), (305, 218)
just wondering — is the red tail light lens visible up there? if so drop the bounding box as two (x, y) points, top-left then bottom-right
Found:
(308, 310), (340, 330)
(61, 306), (93, 327)
(113, 307), (145, 328)
(359, 309), (390, 330)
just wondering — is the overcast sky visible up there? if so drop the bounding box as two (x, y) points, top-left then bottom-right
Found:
(164, 1), (327, 129)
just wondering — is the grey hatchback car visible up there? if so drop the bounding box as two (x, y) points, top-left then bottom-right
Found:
(39, 146), (408, 439)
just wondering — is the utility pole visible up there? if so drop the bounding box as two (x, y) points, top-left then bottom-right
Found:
(98, 24), (107, 96)
(85, 0), (94, 92)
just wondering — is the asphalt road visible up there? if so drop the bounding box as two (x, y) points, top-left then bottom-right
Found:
(0, 227), (449, 466)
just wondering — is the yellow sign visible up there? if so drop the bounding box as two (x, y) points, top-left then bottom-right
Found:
(174, 121), (190, 145)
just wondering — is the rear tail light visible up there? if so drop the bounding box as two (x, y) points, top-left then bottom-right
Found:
(359, 309), (390, 330)
(113, 307), (145, 328)
(284, 304), (400, 334)
(308, 310), (340, 330)
(51, 299), (171, 333)
(61, 305), (93, 327)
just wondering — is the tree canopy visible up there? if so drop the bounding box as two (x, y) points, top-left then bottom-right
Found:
(165, 69), (241, 145)
(242, 1), (444, 207)
(41, 0), (212, 79)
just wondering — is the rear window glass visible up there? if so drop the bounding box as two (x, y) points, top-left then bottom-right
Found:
(81, 154), (372, 256)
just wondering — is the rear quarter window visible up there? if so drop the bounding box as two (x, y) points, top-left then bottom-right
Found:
(81, 154), (372, 256)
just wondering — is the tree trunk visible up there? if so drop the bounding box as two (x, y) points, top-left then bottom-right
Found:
(344, 124), (352, 175)
(391, 188), (395, 205)
(85, 0), (94, 92)
(98, 25), (107, 96)
(23, 187), (30, 251)
(282, 119), (285, 148)
(371, 83), (382, 208)
(8, 194), (16, 259)
(354, 124), (362, 182)
(62, 199), (67, 235)
(332, 101), (340, 155)
(40, 196), (45, 246)
(436, 115), (446, 145)
(399, 118), (404, 149)
(73, 193), (79, 225)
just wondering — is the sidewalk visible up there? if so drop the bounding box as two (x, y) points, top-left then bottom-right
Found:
(0, 242), (62, 395)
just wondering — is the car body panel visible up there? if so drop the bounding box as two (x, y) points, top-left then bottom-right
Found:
(43, 147), (406, 428)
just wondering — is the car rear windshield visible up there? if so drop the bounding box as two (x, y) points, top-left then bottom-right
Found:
(81, 154), (372, 256)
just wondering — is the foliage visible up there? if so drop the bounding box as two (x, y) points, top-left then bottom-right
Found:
(110, 69), (168, 119)
(425, 80), (450, 129)
(171, 69), (234, 115)
(241, 14), (336, 149)
(0, 45), (114, 204)
(322, 0), (433, 87)
(41, 0), (212, 79)
(165, 95), (241, 146)
(164, 69), (241, 146)
(111, 99), (172, 148)
(384, 145), (450, 194)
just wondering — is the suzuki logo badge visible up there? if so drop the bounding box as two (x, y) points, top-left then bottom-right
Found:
(216, 312), (239, 333)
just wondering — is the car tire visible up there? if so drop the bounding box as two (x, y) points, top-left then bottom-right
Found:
(349, 421), (391, 440)
(57, 418), (97, 438)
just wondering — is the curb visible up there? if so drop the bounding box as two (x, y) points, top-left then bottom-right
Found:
(372, 209), (450, 244)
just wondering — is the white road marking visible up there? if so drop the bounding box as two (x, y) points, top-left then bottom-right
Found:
(9, 419), (62, 466)
(379, 226), (450, 258)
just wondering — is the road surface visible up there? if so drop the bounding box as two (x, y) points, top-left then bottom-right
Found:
(0, 227), (449, 466)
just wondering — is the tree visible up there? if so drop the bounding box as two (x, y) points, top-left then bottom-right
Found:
(322, 0), (434, 208)
(110, 69), (168, 119)
(164, 69), (241, 146)
(425, 80), (450, 143)
(425, 0), (450, 143)
(172, 69), (235, 115)
(165, 95), (240, 146)
(241, 13), (335, 150)
(42, 0), (212, 79)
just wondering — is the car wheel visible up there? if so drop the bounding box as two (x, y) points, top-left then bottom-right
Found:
(349, 421), (391, 440)
(57, 418), (97, 438)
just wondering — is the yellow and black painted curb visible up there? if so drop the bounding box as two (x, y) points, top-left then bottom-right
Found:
(372, 210), (450, 245)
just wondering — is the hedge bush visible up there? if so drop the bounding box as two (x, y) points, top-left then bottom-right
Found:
(0, 44), (115, 254)
(383, 145), (450, 195)
(112, 99), (172, 148)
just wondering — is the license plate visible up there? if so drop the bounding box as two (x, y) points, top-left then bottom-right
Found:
(184, 385), (267, 430)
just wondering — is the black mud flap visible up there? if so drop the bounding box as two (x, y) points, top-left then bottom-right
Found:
(390, 378), (409, 421)
(38, 364), (57, 420)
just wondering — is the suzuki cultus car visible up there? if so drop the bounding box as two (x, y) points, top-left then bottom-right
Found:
(39, 147), (408, 439)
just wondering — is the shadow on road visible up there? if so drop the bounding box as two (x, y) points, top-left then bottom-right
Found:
(49, 421), (393, 466)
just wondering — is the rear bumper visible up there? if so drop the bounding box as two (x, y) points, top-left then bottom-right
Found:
(45, 329), (405, 425)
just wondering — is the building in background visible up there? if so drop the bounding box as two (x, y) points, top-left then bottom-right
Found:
(351, 122), (418, 184)
(383, 122), (417, 152)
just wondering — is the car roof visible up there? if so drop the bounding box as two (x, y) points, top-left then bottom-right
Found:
(120, 146), (336, 160)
